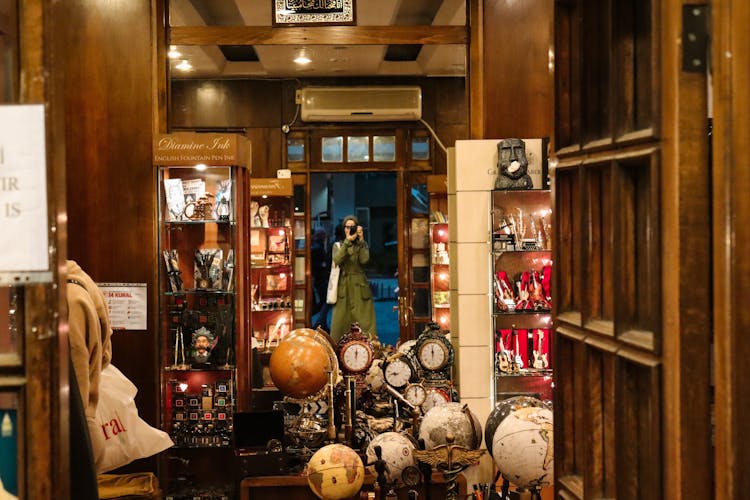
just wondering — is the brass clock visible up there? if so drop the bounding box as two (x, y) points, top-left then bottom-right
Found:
(340, 340), (373, 374)
(403, 382), (427, 407)
(337, 322), (375, 375)
(415, 323), (454, 374)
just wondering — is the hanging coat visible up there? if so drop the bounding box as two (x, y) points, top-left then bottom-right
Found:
(330, 238), (377, 342)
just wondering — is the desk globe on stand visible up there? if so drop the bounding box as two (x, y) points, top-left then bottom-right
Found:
(269, 328), (336, 399)
(269, 328), (339, 449)
(419, 402), (483, 450)
(486, 396), (554, 493)
(306, 443), (365, 500)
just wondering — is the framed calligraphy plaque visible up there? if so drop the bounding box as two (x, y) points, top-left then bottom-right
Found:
(273, 0), (356, 26)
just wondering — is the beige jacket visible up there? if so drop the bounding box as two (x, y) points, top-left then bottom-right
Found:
(66, 260), (113, 419)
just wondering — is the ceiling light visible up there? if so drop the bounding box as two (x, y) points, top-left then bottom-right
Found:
(167, 45), (181, 59)
(175, 59), (192, 71)
(294, 55), (311, 65)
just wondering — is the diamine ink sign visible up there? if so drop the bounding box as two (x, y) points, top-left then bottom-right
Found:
(154, 133), (250, 167)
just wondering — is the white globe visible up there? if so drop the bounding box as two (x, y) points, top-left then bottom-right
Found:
(418, 402), (482, 450)
(365, 432), (417, 486)
(491, 406), (554, 489)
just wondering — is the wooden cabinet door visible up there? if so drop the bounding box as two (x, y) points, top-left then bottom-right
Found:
(395, 172), (435, 343)
(553, 1), (710, 498)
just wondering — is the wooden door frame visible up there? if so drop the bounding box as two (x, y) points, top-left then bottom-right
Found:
(396, 170), (434, 343)
(305, 167), (424, 345)
(712, 0), (750, 497)
(15, 0), (69, 497)
(660, 1), (712, 496)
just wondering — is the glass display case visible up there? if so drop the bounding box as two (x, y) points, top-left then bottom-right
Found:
(155, 132), (250, 497)
(428, 175), (450, 330)
(247, 178), (294, 409)
(491, 189), (553, 401)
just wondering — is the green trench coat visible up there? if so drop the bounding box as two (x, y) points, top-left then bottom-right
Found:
(330, 238), (377, 342)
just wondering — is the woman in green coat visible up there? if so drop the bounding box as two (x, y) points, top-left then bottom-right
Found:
(330, 215), (377, 342)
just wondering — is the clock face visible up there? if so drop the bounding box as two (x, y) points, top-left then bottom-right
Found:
(384, 358), (412, 388)
(341, 341), (372, 373)
(418, 339), (450, 371)
(401, 465), (421, 488)
(404, 383), (427, 407)
(422, 387), (450, 413)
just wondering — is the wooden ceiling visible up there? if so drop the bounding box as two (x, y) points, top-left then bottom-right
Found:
(168, 0), (467, 79)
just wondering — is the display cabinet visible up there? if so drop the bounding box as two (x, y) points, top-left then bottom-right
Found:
(428, 175), (450, 330)
(491, 189), (553, 401)
(155, 132), (250, 498)
(291, 177), (307, 330)
(247, 178), (294, 409)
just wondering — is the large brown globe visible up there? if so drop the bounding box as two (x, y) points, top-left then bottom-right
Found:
(269, 328), (334, 398)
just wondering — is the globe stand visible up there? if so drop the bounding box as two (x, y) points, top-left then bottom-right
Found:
(499, 482), (542, 500)
(417, 439), (432, 500)
(370, 445), (389, 500)
(501, 478), (510, 499)
(413, 434), (485, 500)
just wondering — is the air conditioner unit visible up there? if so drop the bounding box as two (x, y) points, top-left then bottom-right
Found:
(298, 86), (422, 122)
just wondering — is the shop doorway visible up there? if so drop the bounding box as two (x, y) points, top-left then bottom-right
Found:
(309, 172), (400, 347)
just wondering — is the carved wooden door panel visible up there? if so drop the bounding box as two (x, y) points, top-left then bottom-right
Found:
(552, 1), (711, 498)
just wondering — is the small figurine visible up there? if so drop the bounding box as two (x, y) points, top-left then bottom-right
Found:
(259, 205), (270, 227)
(191, 327), (215, 364)
(250, 200), (261, 227)
(494, 138), (534, 190)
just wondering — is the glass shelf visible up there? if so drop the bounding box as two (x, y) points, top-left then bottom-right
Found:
(163, 366), (235, 372)
(164, 290), (235, 296)
(495, 370), (552, 378)
(493, 310), (551, 316)
(163, 219), (236, 225)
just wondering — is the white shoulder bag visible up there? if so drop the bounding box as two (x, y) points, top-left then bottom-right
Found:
(326, 242), (341, 304)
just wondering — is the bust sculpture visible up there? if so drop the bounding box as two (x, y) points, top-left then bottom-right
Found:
(494, 138), (534, 190)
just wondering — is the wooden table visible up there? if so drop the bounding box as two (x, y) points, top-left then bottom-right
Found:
(240, 472), (466, 500)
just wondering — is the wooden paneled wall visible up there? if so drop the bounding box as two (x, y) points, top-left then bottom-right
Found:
(470, 0), (554, 140)
(169, 77), (467, 176)
(59, 0), (160, 446)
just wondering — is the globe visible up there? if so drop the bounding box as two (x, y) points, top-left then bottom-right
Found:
(419, 402), (483, 450)
(490, 400), (554, 490)
(306, 443), (365, 500)
(485, 396), (550, 456)
(365, 432), (417, 486)
(269, 328), (337, 399)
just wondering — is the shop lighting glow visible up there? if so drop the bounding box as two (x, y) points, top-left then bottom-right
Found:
(168, 46), (182, 59)
(175, 59), (192, 71)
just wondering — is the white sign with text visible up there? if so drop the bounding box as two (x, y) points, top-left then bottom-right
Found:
(0, 105), (49, 273)
(97, 283), (148, 331)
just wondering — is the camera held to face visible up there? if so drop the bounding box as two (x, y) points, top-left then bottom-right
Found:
(348, 225), (357, 236)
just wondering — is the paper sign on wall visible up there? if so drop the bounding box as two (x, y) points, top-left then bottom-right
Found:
(0, 105), (50, 274)
(97, 283), (148, 331)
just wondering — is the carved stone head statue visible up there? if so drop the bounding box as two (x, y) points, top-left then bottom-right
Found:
(494, 138), (534, 190)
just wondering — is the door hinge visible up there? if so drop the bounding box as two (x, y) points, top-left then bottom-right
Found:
(682, 4), (709, 72)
